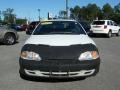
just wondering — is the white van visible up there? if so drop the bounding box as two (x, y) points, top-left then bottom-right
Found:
(91, 20), (120, 37)
(19, 20), (100, 79)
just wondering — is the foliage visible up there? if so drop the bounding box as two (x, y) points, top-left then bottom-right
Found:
(16, 18), (27, 25)
(102, 3), (114, 19)
(58, 10), (67, 19)
(2, 8), (16, 24)
(114, 3), (120, 13)
(70, 2), (120, 23)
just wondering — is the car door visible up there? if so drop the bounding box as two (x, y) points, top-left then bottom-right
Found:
(110, 21), (116, 33)
(113, 22), (119, 33)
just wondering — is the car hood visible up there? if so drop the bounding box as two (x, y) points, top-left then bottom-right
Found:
(25, 34), (95, 46)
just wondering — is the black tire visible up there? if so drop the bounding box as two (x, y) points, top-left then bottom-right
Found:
(116, 30), (120, 36)
(4, 33), (16, 45)
(107, 31), (112, 38)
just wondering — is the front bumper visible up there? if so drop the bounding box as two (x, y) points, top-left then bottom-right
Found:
(19, 58), (100, 78)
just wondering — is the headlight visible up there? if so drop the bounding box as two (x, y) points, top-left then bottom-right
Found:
(20, 51), (41, 61)
(78, 51), (99, 61)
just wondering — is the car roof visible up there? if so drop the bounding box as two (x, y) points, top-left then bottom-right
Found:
(40, 19), (76, 22)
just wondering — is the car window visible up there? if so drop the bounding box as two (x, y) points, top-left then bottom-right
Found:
(28, 21), (39, 30)
(33, 21), (86, 35)
(92, 21), (105, 25)
(107, 21), (110, 25)
(110, 21), (113, 25)
(114, 22), (118, 26)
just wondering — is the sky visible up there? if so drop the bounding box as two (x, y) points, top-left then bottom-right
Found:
(0, 0), (119, 21)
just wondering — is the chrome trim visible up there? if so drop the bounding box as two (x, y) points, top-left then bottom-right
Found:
(25, 69), (95, 77)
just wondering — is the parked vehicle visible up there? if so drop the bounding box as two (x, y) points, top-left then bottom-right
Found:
(19, 20), (100, 79)
(26, 21), (39, 35)
(91, 20), (120, 37)
(0, 26), (19, 45)
(9, 24), (21, 31)
(20, 24), (28, 31)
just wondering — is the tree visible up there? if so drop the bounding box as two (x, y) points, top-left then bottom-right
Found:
(69, 3), (120, 23)
(85, 4), (100, 21)
(97, 9), (104, 20)
(16, 18), (27, 25)
(70, 8), (75, 19)
(2, 8), (16, 24)
(114, 3), (120, 13)
(102, 3), (114, 19)
(80, 6), (88, 20)
(113, 3), (120, 24)
(70, 5), (81, 20)
(70, 4), (100, 21)
(58, 10), (67, 19)
(74, 5), (81, 20)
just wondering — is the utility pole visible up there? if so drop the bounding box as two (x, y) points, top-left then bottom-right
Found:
(38, 9), (41, 21)
(66, 0), (68, 19)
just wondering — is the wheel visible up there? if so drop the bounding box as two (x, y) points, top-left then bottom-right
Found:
(116, 30), (120, 36)
(107, 31), (112, 38)
(4, 33), (16, 45)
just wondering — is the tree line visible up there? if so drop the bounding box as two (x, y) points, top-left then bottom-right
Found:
(0, 8), (27, 25)
(59, 3), (120, 24)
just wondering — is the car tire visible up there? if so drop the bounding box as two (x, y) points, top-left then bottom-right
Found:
(107, 31), (112, 38)
(4, 33), (16, 45)
(116, 30), (120, 37)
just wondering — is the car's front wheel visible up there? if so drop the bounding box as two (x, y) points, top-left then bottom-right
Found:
(4, 33), (16, 45)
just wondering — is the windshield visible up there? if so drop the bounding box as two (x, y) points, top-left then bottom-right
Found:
(33, 21), (86, 35)
(92, 21), (105, 25)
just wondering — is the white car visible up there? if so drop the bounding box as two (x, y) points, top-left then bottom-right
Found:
(19, 20), (100, 79)
(91, 20), (120, 37)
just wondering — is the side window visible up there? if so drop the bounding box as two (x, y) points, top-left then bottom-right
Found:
(107, 21), (110, 25)
(107, 21), (108, 25)
(114, 22), (117, 26)
(110, 21), (113, 26)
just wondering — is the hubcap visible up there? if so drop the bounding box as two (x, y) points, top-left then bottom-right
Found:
(6, 36), (14, 44)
